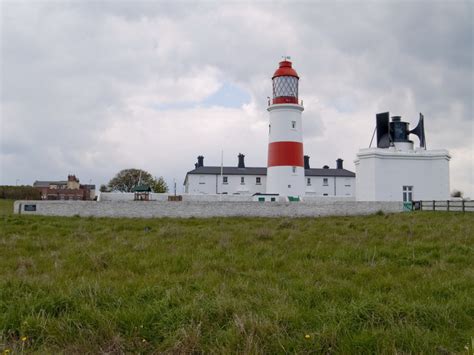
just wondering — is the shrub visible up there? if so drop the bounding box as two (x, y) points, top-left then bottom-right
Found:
(0, 186), (41, 200)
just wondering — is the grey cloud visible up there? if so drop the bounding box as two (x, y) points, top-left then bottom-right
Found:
(1, 1), (472, 195)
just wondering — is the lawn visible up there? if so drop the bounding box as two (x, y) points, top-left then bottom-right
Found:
(0, 199), (473, 353)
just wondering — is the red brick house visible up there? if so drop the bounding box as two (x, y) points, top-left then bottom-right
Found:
(33, 175), (96, 200)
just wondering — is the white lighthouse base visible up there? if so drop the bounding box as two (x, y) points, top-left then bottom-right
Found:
(355, 147), (450, 201)
(266, 166), (305, 197)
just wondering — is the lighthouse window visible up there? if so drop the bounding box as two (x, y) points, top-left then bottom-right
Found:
(273, 76), (298, 97)
(291, 121), (296, 129)
(240, 177), (245, 185)
(256, 177), (261, 184)
(292, 166), (297, 173)
(307, 178), (311, 186)
(323, 178), (328, 186)
(223, 176), (228, 184)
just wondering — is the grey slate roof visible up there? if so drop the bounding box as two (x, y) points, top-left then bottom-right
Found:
(33, 180), (68, 187)
(186, 166), (355, 177)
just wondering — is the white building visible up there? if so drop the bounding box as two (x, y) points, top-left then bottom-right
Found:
(355, 112), (450, 202)
(183, 154), (355, 197)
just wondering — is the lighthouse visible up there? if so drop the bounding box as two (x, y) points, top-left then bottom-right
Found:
(266, 58), (305, 197)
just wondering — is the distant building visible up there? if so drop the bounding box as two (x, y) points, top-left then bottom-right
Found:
(183, 154), (355, 197)
(33, 175), (96, 200)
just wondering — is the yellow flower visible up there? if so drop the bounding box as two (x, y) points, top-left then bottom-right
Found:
(21, 336), (27, 341)
(305, 334), (311, 339)
(4, 350), (11, 355)
(142, 339), (147, 343)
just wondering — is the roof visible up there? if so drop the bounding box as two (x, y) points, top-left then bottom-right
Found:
(186, 166), (355, 177)
(132, 184), (152, 192)
(33, 180), (67, 187)
(272, 60), (299, 79)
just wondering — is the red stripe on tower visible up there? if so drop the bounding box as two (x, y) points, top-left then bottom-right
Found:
(268, 142), (304, 167)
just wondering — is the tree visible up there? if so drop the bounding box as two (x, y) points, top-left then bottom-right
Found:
(107, 169), (168, 193)
(99, 184), (109, 193)
(451, 190), (463, 198)
(151, 176), (168, 193)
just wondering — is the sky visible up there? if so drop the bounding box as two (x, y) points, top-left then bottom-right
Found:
(1, 1), (473, 196)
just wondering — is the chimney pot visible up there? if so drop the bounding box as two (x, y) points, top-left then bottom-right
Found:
(238, 153), (245, 168)
(336, 158), (343, 169)
(197, 156), (204, 167)
(304, 155), (310, 169)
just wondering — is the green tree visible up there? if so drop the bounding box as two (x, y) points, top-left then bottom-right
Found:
(151, 176), (168, 193)
(107, 169), (168, 193)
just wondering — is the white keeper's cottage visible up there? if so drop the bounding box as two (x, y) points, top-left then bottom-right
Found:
(183, 154), (355, 197)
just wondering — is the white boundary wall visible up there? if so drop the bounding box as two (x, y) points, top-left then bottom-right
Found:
(14, 200), (402, 218)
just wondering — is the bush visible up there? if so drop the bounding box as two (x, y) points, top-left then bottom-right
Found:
(0, 186), (41, 200)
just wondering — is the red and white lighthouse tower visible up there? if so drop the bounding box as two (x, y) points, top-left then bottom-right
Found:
(266, 58), (305, 197)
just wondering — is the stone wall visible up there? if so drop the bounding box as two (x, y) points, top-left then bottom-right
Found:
(14, 200), (402, 218)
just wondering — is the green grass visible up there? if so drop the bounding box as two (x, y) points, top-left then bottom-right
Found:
(0, 199), (473, 353)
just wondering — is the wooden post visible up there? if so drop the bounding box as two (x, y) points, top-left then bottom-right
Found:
(433, 200), (435, 211)
(447, 200), (450, 212)
(462, 200), (465, 212)
(420, 200), (423, 211)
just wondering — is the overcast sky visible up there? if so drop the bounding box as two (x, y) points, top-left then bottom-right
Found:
(1, 1), (473, 196)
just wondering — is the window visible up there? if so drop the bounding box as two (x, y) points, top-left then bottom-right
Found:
(269, 124), (271, 133)
(240, 177), (245, 185)
(403, 186), (413, 202)
(292, 166), (297, 173)
(199, 175), (205, 184)
(345, 178), (351, 187)
(323, 193), (328, 196)
(307, 178), (311, 186)
(291, 121), (296, 129)
(288, 184), (291, 188)
(273, 76), (298, 97)
(323, 178), (328, 186)
(256, 177), (261, 184)
(223, 176), (228, 184)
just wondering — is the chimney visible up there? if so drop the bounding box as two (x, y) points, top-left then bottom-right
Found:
(238, 153), (245, 168)
(336, 158), (343, 169)
(304, 155), (310, 169)
(197, 156), (204, 167)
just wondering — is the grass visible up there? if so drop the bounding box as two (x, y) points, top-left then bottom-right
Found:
(0, 199), (473, 353)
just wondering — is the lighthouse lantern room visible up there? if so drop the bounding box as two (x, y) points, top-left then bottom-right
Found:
(266, 59), (306, 197)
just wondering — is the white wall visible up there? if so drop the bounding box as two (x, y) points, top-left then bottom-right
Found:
(355, 148), (450, 201)
(305, 176), (355, 196)
(185, 174), (267, 195)
(185, 173), (355, 197)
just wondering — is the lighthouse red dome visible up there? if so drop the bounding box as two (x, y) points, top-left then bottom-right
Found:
(272, 60), (299, 104)
(272, 60), (299, 79)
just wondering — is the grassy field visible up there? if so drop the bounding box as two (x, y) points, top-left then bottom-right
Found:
(0, 199), (473, 354)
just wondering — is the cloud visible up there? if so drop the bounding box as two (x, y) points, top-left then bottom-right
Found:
(1, 1), (472, 196)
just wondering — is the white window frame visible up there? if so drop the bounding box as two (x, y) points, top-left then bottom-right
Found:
(240, 176), (245, 185)
(307, 177), (311, 186)
(256, 177), (261, 185)
(223, 176), (228, 184)
(403, 186), (413, 202)
(323, 178), (328, 186)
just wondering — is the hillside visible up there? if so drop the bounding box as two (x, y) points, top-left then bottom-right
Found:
(1, 199), (473, 353)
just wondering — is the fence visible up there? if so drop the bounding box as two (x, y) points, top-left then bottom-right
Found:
(412, 200), (474, 212)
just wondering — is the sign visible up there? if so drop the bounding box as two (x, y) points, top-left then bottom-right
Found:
(24, 204), (36, 212)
